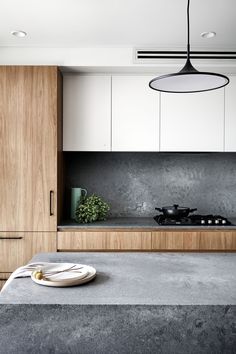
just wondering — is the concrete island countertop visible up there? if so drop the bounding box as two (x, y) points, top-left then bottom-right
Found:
(1, 252), (236, 305)
(58, 216), (236, 230)
(1, 252), (236, 353)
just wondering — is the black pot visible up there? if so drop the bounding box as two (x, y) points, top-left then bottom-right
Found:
(155, 204), (197, 218)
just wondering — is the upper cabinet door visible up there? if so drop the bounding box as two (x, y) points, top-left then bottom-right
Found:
(160, 90), (224, 152)
(0, 67), (59, 231)
(112, 76), (159, 151)
(63, 75), (111, 151)
(225, 76), (236, 151)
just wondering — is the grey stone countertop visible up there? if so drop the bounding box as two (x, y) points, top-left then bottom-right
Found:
(0, 304), (235, 354)
(58, 217), (236, 230)
(1, 252), (236, 305)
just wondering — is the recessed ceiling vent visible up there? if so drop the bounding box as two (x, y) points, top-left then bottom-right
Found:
(134, 49), (236, 63)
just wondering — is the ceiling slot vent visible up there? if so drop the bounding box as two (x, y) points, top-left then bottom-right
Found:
(134, 49), (236, 63)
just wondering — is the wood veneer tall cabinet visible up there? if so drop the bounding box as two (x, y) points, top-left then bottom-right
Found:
(0, 66), (62, 231)
(0, 66), (61, 279)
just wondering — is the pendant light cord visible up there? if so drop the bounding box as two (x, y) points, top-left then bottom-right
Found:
(187, 0), (190, 60)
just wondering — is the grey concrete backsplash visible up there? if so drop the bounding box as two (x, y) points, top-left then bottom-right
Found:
(65, 152), (236, 217)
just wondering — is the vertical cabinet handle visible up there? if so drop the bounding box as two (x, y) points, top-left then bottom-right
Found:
(50, 190), (54, 216)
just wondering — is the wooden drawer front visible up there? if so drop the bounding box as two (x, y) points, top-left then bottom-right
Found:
(152, 231), (236, 251)
(0, 232), (56, 272)
(57, 232), (152, 251)
(0, 273), (11, 290)
(199, 232), (236, 250)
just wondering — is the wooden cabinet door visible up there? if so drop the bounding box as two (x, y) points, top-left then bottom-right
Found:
(152, 231), (236, 250)
(160, 89), (224, 151)
(0, 273), (11, 290)
(63, 75), (111, 151)
(112, 76), (159, 151)
(0, 232), (56, 272)
(57, 231), (152, 251)
(225, 76), (236, 151)
(0, 66), (59, 231)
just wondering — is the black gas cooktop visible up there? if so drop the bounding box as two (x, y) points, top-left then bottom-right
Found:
(154, 214), (232, 226)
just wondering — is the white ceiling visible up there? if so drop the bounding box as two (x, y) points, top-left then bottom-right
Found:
(0, 0), (235, 51)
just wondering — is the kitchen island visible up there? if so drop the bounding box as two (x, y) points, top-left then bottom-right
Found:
(0, 252), (236, 353)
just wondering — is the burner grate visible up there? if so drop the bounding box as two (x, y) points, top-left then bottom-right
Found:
(154, 214), (231, 226)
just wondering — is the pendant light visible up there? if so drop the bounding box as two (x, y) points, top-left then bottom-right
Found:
(149, 0), (229, 93)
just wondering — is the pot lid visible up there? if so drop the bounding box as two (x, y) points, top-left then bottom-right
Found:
(162, 204), (189, 210)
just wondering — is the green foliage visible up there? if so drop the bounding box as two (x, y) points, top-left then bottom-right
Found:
(75, 194), (110, 223)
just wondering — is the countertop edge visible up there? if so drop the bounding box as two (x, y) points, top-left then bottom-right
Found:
(57, 217), (236, 231)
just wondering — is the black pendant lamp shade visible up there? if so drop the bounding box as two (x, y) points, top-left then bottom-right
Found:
(149, 0), (229, 93)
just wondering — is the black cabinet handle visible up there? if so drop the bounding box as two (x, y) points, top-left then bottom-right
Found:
(0, 236), (23, 240)
(50, 190), (54, 216)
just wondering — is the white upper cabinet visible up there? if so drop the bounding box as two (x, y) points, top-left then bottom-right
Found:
(63, 75), (111, 151)
(63, 73), (232, 152)
(112, 76), (159, 151)
(160, 89), (224, 152)
(225, 76), (236, 152)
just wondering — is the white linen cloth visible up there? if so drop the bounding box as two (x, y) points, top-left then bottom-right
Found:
(1, 262), (79, 292)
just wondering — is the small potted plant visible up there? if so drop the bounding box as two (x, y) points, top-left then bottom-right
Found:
(75, 194), (110, 223)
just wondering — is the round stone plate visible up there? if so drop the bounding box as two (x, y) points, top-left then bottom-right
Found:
(31, 264), (96, 287)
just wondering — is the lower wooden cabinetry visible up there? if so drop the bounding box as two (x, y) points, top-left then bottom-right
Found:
(57, 230), (236, 251)
(0, 273), (11, 290)
(0, 232), (57, 273)
(152, 231), (236, 251)
(57, 231), (152, 251)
